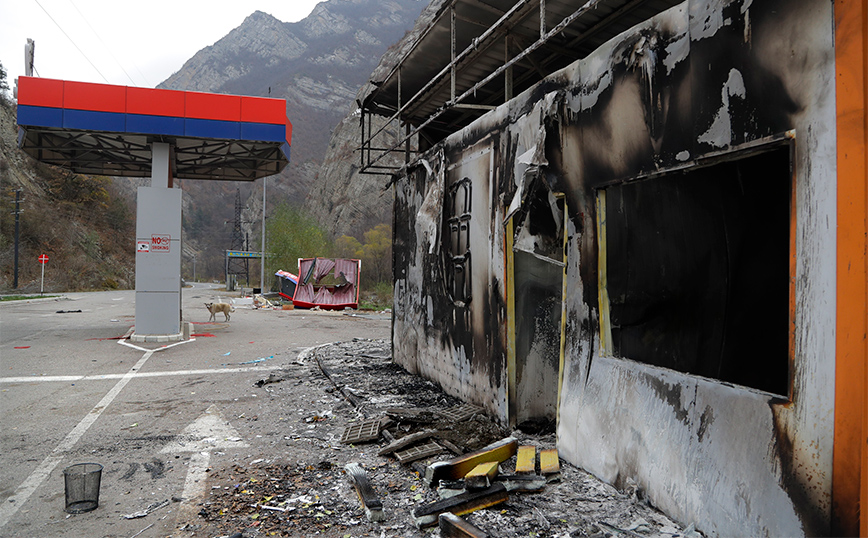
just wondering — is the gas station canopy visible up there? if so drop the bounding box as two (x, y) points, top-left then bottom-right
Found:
(16, 77), (292, 181)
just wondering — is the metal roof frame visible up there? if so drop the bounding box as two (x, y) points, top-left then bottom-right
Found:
(16, 77), (293, 181)
(358, 0), (682, 174)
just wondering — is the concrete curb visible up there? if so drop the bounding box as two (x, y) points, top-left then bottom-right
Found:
(0, 295), (70, 307)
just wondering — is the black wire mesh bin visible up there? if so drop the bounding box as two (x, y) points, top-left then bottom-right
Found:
(63, 463), (103, 513)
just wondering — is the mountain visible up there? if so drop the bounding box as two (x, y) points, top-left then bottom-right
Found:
(159, 0), (425, 208)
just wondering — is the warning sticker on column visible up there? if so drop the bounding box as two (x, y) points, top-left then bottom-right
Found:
(137, 241), (150, 253)
(151, 234), (171, 252)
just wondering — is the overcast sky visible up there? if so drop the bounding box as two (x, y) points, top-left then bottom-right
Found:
(0, 0), (322, 92)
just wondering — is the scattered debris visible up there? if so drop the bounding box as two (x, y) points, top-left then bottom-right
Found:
(412, 483), (508, 528)
(439, 512), (490, 538)
(238, 355), (274, 365)
(254, 373), (283, 388)
(385, 407), (441, 423)
(345, 462), (384, 522)
(122, 499), (169, 519)
(188, 339), (702, 537)
(495, 473), (547, 492)
(425, 437), (518, 487)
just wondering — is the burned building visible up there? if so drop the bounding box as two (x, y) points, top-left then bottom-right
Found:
(358, 0), (867, 536)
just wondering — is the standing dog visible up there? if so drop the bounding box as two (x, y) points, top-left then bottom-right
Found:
(205, 302), (234, 322)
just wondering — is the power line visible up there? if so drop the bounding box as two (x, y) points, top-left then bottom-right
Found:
(66, 0), (145, 86)
(33, 0), (109, 83)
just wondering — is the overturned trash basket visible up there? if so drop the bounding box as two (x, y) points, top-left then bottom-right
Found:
(63, 463), (103, 514)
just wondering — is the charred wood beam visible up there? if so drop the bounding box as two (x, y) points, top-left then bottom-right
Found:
(439, 512), (490, 538)
(412, 483), (508, 528)
(378, 429), (442, 456)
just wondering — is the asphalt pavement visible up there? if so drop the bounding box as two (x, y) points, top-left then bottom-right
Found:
(0, 284), (391, 537)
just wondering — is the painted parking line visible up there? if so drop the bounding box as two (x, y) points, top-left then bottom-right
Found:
(0, 366), (273, 384)
(0, 349), (155, 529)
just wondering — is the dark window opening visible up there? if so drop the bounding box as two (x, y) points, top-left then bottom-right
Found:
(446, 177), (472, 304)
(600, 145), (792, 396)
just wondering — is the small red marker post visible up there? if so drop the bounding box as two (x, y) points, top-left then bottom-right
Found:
(38, 254), (48, 295)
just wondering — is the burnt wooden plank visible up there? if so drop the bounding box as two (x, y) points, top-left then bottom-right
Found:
(439, 512), (490, 537)
(412, 483), (508, 528)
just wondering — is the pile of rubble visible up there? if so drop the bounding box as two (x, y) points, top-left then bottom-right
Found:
(191, 339), (703, 538)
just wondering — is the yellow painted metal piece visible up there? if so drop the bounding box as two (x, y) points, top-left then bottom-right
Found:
(515, 445), (536, 474)
(426, 437), (518, 487)
(505, 217), (517, 427)
(465, 461), (499, 480)
(596, 190), (613, 355)
(557, 194), (568, 428)
(540, 448), (560, 475)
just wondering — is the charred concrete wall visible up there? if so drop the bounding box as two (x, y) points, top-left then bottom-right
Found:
(392, 0), (836, 535)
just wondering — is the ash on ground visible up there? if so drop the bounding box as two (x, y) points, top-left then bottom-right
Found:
(187, 339), (702, 538)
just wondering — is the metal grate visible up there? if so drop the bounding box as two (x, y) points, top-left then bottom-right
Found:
(439, 403), (484, 422)
(340, 418), (383, 444)
(395, 441), (444, 463)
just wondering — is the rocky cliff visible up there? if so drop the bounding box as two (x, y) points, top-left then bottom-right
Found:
(159, 0), (425, 210)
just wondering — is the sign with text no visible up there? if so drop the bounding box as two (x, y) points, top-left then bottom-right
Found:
(151, 234), (171, 252)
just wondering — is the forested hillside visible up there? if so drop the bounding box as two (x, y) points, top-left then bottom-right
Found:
(0, 91), (136, 292)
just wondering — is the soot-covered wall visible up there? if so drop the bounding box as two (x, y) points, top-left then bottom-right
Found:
(392, 0), (836, 535)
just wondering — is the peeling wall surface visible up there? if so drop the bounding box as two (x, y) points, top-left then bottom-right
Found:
(391, 0), (837, 536)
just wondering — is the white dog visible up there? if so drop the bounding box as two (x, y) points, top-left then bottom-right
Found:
(205, 302), (234, 322)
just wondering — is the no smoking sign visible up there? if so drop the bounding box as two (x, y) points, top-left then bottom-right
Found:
(150, 235), (171, 252)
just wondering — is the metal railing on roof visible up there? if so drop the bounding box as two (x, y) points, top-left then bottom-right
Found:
(357, 0), (677, 175)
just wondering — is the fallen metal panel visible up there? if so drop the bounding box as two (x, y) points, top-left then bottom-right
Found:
(395, 441), (444, 464)
(340, 418), (382, 444)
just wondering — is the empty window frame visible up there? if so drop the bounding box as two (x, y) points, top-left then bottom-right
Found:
(597, 144), (793, 396)
(446, 177), (472, 304)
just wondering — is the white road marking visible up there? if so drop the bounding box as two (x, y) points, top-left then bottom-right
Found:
(174, 451), (211, 536)
(165, 405), (248, 536)
(0, 366), (273, 384)
(161, 404), (249, 454)
(0, 350), (155, 529)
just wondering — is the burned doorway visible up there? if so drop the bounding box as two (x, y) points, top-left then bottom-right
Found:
(508, 181), (566, 431)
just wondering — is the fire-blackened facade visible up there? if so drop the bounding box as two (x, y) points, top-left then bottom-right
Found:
(359, 0), (868, 535)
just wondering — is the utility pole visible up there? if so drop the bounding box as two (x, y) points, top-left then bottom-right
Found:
(260, 177), (266, 292)
(12, 189), (22, 289)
